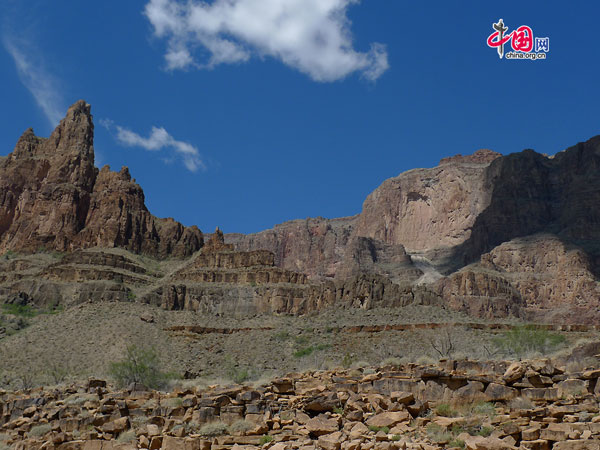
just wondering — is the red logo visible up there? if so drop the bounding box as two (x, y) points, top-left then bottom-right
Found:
(487, 19), (547, 60)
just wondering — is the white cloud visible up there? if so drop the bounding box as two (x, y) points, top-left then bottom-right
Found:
(144, 0), (389, 82)
(112, 124), (205, 172)
(2, 36), (65, 126)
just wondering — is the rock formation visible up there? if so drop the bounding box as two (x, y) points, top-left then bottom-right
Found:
(228, 137), (600, 323)
(0, 101), (202, 258)
(4, 356), (600, 449)
(2, 101), (600, 324)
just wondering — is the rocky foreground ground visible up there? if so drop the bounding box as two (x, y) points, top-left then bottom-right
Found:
(3, 355), (600, 450)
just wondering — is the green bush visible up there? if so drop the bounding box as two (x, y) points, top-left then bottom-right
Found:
(1, 304), (35, 318)
(493, 325), (566, 357)
(435, 403), (458, 417)
(368, 425), (390, 433)
(259, 435), (273, 445)
(448, 438), (465, 449)
(476, 426), (493, 437)
(293, 346), (315, 358)
(109, 345), (168, 389)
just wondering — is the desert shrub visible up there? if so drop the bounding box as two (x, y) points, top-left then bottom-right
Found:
(19, 371), (36, 390)
(341, 352), (355, 368)
(1, 250), (16, 260)
(382, 357), (403, 368)
(227, 366), (249, 384)
(229, 420), (254, 434)
(476, 426), (493, 437)
(352, 360), (370, 369)
(492, 325), (566, 357)
(45, 360), (70, 385)
(116, 430), (136, 442)
(426, 423), (452, 443)
(435, 403), (458, 417)
(391, 435), (401, 441)
(259, 435), (273, 445)
(1, 304), (35, 318)
(416, 355), (436, 365)
(65, 393), (98, 406)
(448, 438), (466, 449)
(508, 396), (534, 410)
(198, 422), (228, 436)
(109, 344), (168, 389)
(29, 423), (52, 437)
(368, 425), (390, 433)
(470, 401), (496, 418)
(273, 330), (291, 341)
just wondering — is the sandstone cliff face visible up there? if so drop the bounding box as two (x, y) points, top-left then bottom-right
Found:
(0, 101), (202, 257)
(352, 149), (501, 254)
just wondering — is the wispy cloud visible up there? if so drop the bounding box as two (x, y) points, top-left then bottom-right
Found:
(102, 119), (205, 173)
(2, 36), (65, 126)
(144, 0), (389, 82)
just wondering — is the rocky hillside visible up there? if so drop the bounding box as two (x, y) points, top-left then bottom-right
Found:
(4, 355), (600, 449)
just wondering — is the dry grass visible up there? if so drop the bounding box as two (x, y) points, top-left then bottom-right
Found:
(0, 299), (595, 387)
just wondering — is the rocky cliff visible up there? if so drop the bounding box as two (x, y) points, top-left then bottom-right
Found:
(2, 101), (600, 324)
(228, 139), (600, 323)
(0, 101), (202, 258)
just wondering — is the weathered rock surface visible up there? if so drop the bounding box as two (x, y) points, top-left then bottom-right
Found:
(2, 101), (600, 323)
(227, 216), (356, 279)
(3, 357), (600, 449)
(353, 149), (501, 255)
(228, 138), (600, 323)
(0, 100), (202, 258)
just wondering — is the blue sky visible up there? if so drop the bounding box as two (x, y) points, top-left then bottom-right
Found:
(1, 1), (599, 234)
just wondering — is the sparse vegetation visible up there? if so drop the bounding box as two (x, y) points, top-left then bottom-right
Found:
(109, 344), (169, 389)
(493, 324), (566, 357)
(448, 438), (466, 449)
(332, 406), (344, 416)
(116, 430), (136, 442)
(65, 393), (98, 406)
(428, 327), (455, 358)
(435, 403), (458, 417)
(368, 425), (390, 433)
(229, 420), (254, 434)
(1, 304), (36, 318)
(259, 435), (273, 445)
(227, 366), (250, 384)
(28, 424), (52, 438)
(476, 426), (493, 437)
(198, 422), (228, 437)
(293, 343), (330, 358)
(426, 423), (452, 443)
(1, 250), (16, 260)
(382, 357), (403, 368)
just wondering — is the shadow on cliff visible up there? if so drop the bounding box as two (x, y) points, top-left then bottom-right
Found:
(441, 135), (600, 277)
